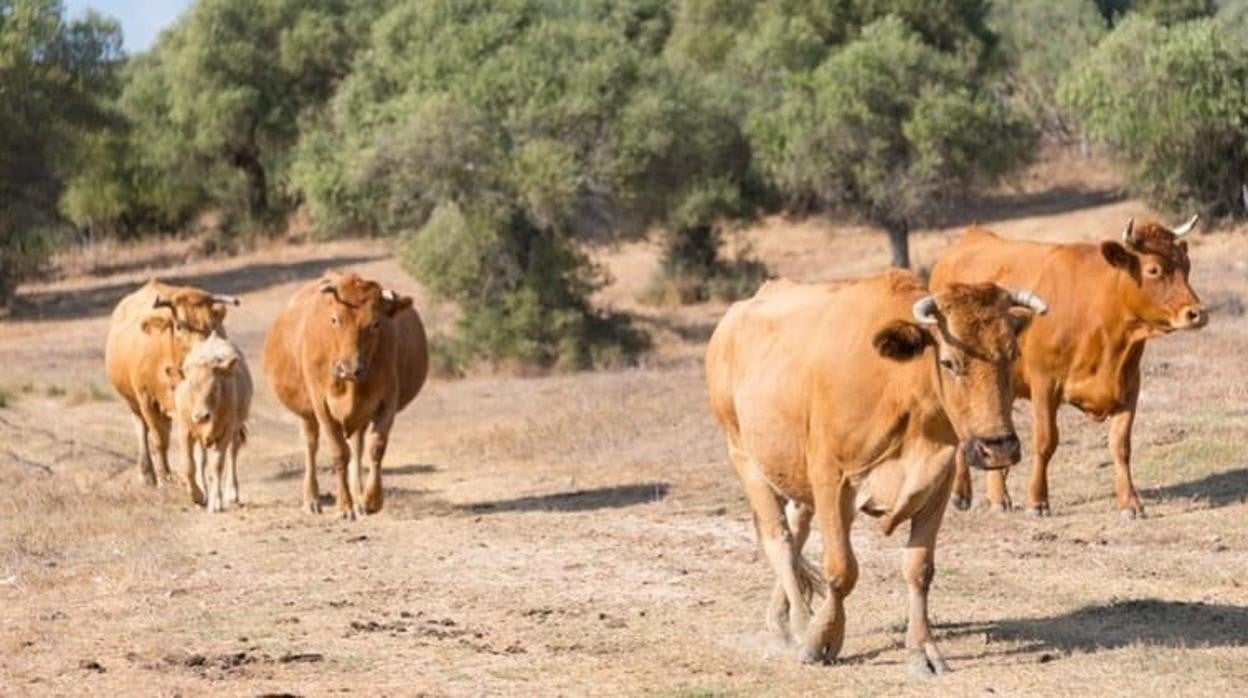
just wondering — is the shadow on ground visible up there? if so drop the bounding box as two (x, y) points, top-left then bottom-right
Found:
(1148, 467), (1248, 508)
(13, 254), (386, 322)
(267, 462), (438, 482)
(941, 599), (1248, 653)
(459, 482), (670, 514)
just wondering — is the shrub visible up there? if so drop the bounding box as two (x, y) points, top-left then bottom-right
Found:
(1060, 16), (1248, 215)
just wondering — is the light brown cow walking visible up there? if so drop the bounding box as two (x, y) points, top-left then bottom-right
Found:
(705, 271), (1045, 676)
(263, 272), (428, 519)
(172, 333), (252, 512)
(104, 279), (239, 485)
(931, 217), (1206, 518)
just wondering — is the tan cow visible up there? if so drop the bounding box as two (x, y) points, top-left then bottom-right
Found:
(104, 279), (239, 485)
(172, 333), (252, 512)
(705, 271), (1045, 676)
(263, 272), (428, 519)
(931, 217), (1206, 518)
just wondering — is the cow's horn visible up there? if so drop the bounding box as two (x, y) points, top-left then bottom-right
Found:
(210, 294), (241, 306)
(1121, 217), (1136, 245)
(382, 289), (396, 302)
(152, 296), (175, 311)
(1172, 213), (1199, 238)
(1008, 289), (1048, 315)
(912, 296), (939, 326)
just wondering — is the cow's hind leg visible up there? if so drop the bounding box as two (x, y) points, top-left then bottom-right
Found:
(802, 474), (857, 665)
(732, 447), (811, 644)
(132, 414), (157, 486)
(225, 432), (241, 505)
(903, 465), (955, 679)
(950, 449), (973, 511)
(146, 406), (175, 484)
(767, 500), (815, 642)
(300, 417), (321, 514)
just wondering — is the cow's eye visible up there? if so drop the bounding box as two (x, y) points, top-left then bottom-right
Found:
(939, 357), (959, 374)
(1144, 264), (1161, 278)
(369, 321), (381, 332)
(330, 315), (339, 327)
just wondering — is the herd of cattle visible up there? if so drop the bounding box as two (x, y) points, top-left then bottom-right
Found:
(99, 217), (1205, 676)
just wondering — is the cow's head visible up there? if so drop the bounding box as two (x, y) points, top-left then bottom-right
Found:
(170, 333), (239, 440)
(315, 272), (413, 384)
(142, 287), (240, 359)
(1101, 216), (1206, 333)
(873, 284), (1047, 470)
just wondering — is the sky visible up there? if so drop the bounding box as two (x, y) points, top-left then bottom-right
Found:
(63, 0), (192, 53)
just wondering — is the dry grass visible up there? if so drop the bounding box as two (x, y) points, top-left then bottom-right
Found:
(2, 158), (1247, 693)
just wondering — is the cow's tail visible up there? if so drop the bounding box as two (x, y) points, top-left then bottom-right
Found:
(237, 422), (249, 447)
(750, 512), (827, 604)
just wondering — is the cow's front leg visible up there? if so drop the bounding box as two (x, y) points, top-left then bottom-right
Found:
(300, 417), (321, 514)
(206, 445), (227, 513)
(348, 430), (366, 518)
(1025, 386), (1060, 516)
(802, 474), (857, 664)
(362, 409), (395, 515)
(879, 447), (954, 536)
(1110, 377), (1143, 520)
(131, 413), (157, 486)
(225, 432), (241, 505)
(903, 462), (954, 679)
(317, 411), (354, 520)
(183, 430), (204, 506)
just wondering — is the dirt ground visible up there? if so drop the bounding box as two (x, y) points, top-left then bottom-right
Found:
(3, 165), (1248, 695)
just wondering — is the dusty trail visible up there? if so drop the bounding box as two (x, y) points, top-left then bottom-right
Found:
(2, 198), (1248, 695)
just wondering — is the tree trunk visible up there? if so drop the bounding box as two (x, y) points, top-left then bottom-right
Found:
(230, 148), (267, 218)
(886, 219), (910, 269)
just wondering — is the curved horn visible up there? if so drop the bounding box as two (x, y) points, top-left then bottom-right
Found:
(912, 296), (939, 326)
(1121, 217), (1136, 245)
(1172, 213), (1199, 238)
(210, 294), (241, 306)
(382, 289), (396, 302)
(1008, 288), (1048, 315)
(319, 279), (349, 306)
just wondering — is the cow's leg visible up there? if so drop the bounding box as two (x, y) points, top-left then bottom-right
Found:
(206, 445), (226, 513)
(731, 446), (810, 643)
(767, 500), (814, 642)
(950, 448), (973, 511)
(348, 429), (365, 517)
(1025, 387), (1060, 516)
(132, 414), (157, 486)
(225, 432), (241, 505)
(801, 476), (857, 664)
(195, 442), (208, 503)
(902, 461), (954, 679)
(149, 409), (175, 484)
(300, 417), (321, 514)
(183, 431), (204, 506)
(317, 412), (355, 520)
(1110, 375), (1143, 520)
(362, 410), (395, 515)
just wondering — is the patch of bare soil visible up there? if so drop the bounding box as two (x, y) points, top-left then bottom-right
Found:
(3, 168), (1248, 694)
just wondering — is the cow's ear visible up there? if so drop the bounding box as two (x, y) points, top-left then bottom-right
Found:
(213, 356), (238, 375)
(872, 321), (931, 361)
(381, 291), (413, 317)
(210, 303), (228, 326)
(1101, 241), (1139, 276)
(142, 315), (172, 334)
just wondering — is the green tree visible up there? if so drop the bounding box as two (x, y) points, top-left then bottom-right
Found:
(989, 0), (1107, 138)
(1, 0), (122, 302)
(1060, 16), (1248, 216)
(750, 17), (1033, 267)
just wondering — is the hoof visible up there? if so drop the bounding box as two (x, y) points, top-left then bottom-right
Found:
(798, 645), (831, 665)
(207, 498), (224, 514)
(1026, 504), (1051, 517)
(989, 502), (1012, 514)
(189, 489), (206, 507)
(951, 494), (971, 511)
(337, 508), (357, 522)
(1119, 507), (1145, 522)
(303, 501), (322, 515)
(907, 651), (934, 679)
(352, 502), (370, 519)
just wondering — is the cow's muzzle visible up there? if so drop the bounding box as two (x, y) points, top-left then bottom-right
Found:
(963, 433), (1020, 471)
(1173, 304), (1207, 330)
(333, 360), (367, 383)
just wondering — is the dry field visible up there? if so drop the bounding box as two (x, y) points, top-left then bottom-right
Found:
(3, 174), (1248, 695)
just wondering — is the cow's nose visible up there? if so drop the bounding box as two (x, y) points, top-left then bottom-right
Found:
(973, 434), (1020, 469)
(1181, 305), (1207, 328)
(193, 410), (211, 424)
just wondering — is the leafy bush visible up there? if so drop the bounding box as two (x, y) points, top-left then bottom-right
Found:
(1060, 16), (1248, 215)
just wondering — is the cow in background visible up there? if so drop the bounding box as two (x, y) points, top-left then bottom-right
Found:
(263, 272), (428, 519)
(104, 279), (239, 485)
(930, 216), (1206, 519)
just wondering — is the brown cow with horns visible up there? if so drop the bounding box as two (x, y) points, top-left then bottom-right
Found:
(105, 279), (240, 485)
(705, 271), (1046, 676)
(263, 271), (428, 519)
(931, 216), (1206, 519)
